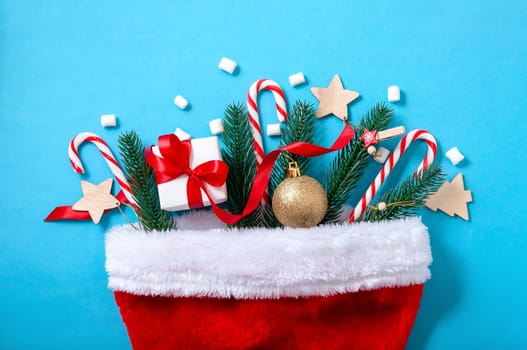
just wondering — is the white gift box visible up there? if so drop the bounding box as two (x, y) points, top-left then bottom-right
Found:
(152, 136), (228, 211)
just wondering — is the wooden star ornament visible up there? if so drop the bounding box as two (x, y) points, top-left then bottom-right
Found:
(310, 74), (360, 121)
(72, 179), (121, 224)
(425, 173), (472, 221)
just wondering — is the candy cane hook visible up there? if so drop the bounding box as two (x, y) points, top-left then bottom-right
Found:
(247, 79), (288, 165)
(349, 129), (437, 222)
(68, 132), (135, 204)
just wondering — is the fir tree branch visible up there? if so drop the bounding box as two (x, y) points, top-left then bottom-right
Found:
(359, 102), (394, 131)
(363, 162), (445, 221)
(266, 100), (316, 227)
(322, 102), (394, 223)
(322, 139), (369, 223)
(221, 103), (265, 228)
(118, 131), (174, 232)
(268, 100), (315, 197)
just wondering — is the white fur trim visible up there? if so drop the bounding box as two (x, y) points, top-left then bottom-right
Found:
(105, 212), (432, 299)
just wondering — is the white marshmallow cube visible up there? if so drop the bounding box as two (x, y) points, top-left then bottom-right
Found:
(387, 85), (401, 102)
(100, 114), (117, 127)
(266, 123), (281, 136)
(174, 95), (189, 110)
(209, 118), (224, 135)
(445, 147), (465, 165)
(174, 128), (191, 141)
(373, 147), (390, 164)
(218, 57), (238, 74)
(288, 72), (306, 87)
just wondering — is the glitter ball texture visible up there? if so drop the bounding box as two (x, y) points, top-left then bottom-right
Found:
(272, 176), (328, 228)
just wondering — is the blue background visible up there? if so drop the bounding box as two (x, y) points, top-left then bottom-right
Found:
(1, 0), (526, 349)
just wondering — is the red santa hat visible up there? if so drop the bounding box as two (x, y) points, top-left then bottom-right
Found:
(106, 211), (431, 350)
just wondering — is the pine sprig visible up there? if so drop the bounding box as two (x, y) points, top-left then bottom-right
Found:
(265, 100), (316, 227)
(359, 102), (394, 131)
(118, 131), (174, 232)
(322, 102), (394, 223)
(322, 139), (369, 223)
(268, 100), (315, 200)
(363, 163), (445, 222)
(221, 103), (265, 228)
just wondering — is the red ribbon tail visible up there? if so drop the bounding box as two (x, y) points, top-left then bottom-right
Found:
(187, 176), (205, 210)
(45, 190), (128, 222)
(45, 206), (94, 222)
(201, 124), (356, 225)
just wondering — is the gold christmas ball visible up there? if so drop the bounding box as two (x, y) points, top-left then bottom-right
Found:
(272, 175), (328, 228)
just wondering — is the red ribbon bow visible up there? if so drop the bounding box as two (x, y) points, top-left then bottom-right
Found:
(145, 135), (229, 210)
(145, 125), (355, 225)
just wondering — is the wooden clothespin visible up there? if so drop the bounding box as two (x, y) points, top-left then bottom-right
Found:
(376, 126), (406, 142)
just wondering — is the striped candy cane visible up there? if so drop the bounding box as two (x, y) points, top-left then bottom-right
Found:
(68, 132), (134, 204)
(349, 129), (437, 222)
(247, 79), (288, 164)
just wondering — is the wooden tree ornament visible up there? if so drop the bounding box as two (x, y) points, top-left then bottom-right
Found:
(425, 173), (472, 220)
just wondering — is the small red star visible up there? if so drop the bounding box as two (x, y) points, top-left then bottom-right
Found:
(361, 129), (378, 147)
